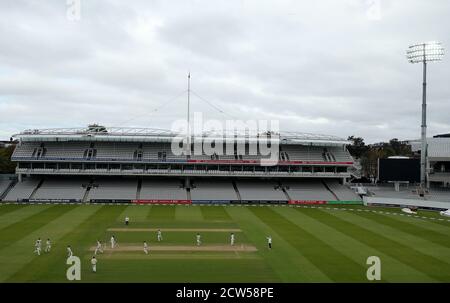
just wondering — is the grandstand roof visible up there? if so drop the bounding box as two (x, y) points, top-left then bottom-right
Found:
(12, 127), (349, 146)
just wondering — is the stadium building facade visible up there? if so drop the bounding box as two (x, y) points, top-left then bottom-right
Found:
(410, 136), (450, 187)
(1, 126), (362, 205)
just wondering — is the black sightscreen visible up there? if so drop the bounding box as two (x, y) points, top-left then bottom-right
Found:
(378, 158), (420, 182)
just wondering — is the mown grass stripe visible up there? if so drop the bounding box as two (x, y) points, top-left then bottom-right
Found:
(249, 206), (364, 282)
(0, 205), (101, 282)
(386, 213), (450, 236)
(412, 214), (450, 227)
(147, 205), (176, 221)
(8, 205), (127, 282)
(176, 205), (203, 221)
(116, 205), (151, 223)
(275, 207), (390, 282)
(225, 206), (331, 282)
(0, 205), (77, 250)
(200, 205), (232, 221)
(364, 213), (450, 249)
(287, 207), (435, 282)
(0, 205), (53, 230)
(349, 211), (450, 263)
(0, 205), (26, 218)
(318, 209), (450, 282)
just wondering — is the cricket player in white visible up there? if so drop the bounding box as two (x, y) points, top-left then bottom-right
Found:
(230, 233), (235, 246)
(266, 236), (272, 249)
(95, 240), (103, 255)
(45, 238), (51, 253)
(157, 229), (162, 242)
(125, 216), (129, 226)
(34, 238), (41, 255)
(91, 256), (97, 273)
(143, 241), (149, 254)
(67, 245), (73, 257)
(196, 233), (201, 246)
(110, 235), (116, 249)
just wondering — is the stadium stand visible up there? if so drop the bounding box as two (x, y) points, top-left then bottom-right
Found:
(139, 179), (188, 201)
(4, 178), (41, 201)
(283, 179), (335, 201)
(12, 142), (39, 158)
(95, 142), (136, 160)
(89, 178), (138, 202)
(366, 184), (450, 202)
(190, 179), (238, 201)
(281, 146), (324, 161)
(2, 127), (363, 203)
(236, 180), (287, 202)
(324, 179), (361, 201)
(31, 177), (88, 201)
(43, 142), (88, 159)
(410, 137), (450, 187)
(0, 179), (13, 198)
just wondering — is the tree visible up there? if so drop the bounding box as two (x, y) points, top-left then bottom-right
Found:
(347, 136), (368, 158)
(0, 145), (16, 173)
(354, 137), (414, 179)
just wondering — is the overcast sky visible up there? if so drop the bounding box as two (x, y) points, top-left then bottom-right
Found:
(0, 0), (449, 143)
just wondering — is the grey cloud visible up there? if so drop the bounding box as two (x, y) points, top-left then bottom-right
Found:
(0, 0), (449, 143)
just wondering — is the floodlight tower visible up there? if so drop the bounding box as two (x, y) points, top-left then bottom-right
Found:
(406, 41), (444, 188)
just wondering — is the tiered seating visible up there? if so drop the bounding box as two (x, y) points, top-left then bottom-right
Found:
(368, 185), (450, 202)
(218, 154), (236, 160)
(89, 178), (137, 201)
(325, 180), (361, 201)
(427, 188), (450, 202)
(4, 178), (40, 201)
(280, 146), (353, 162)
(368, 185), (421, 200)
(43, 142), (88, 159)
(241, 154), (263, 160)
(95, 143), (136, 160)
(142, 143), (185, 161)
(190, 154), (212, 160)
(33, 178), (88, 201)
(236, 180), (287, 201)
(143, 143), (162, 160)
(190, 180), (238, 201)
(140, 179), (187, 200)
(0, 179), (13, 198)
(283, 179), (335, 200)
(13, 141), (353, 163)
(12, 142), (40, 158)
(282, 146), (324, 161)
(330, 147), (353, 162)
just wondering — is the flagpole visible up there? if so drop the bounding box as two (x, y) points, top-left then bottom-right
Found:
(187, 72), (191, 156)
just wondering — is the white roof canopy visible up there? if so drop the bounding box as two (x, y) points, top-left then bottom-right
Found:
(13, 127), (349, 146)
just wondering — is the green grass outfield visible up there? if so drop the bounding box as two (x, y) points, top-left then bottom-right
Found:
(0, 203), (449, 282)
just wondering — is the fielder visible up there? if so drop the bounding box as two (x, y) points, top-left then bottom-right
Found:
(67, 245), (73, 257)
(157, 229), (162, 242)
(125, 216), (130, 226)
(91, 256), (97, 273)
(230, 233), (235, 246)
(34, 238), (42, 255)
(143, 241), (149, 255)
(266, 236), (272, 249)
(45, 238), (51, 253)
(196, 233), (201, 246)
(110, 235), (116, 249)
(95, 240), (103, 255)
